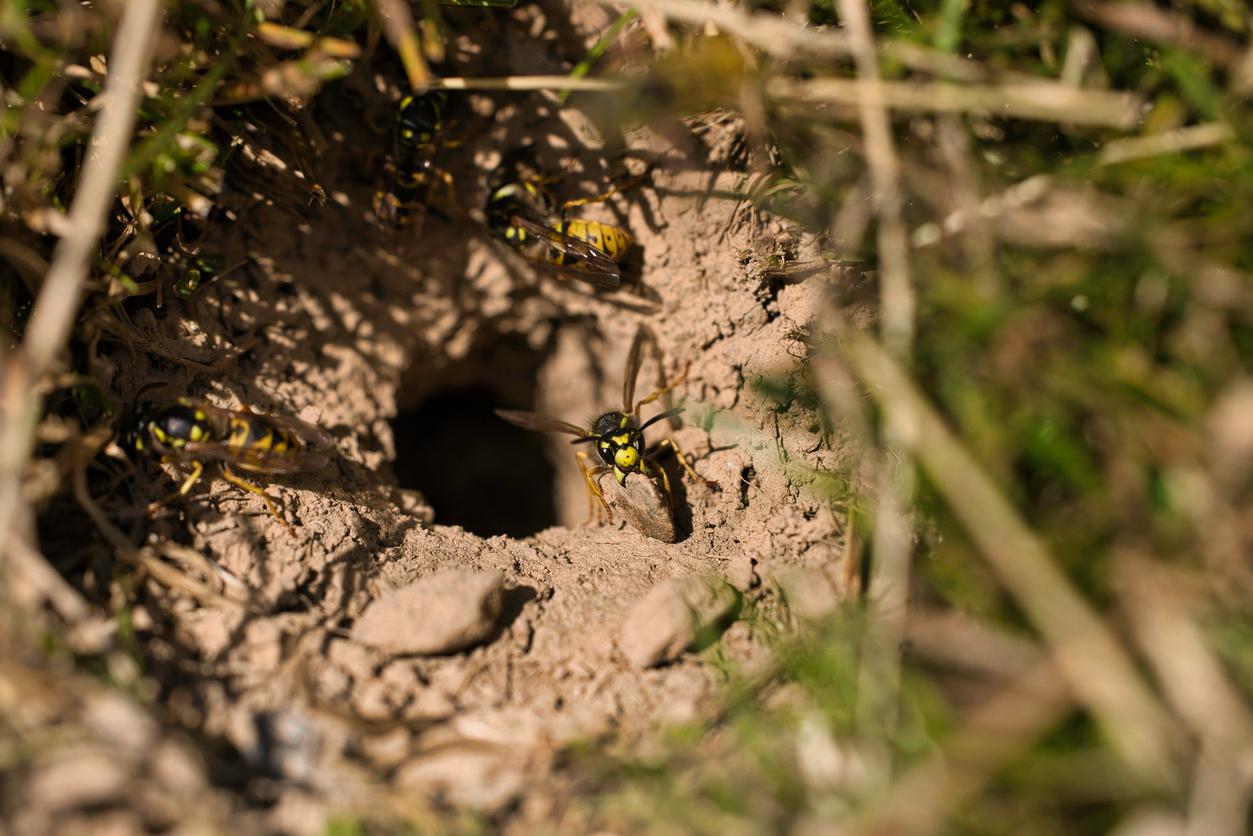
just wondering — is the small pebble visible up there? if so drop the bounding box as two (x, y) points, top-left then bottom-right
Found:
(619, 576), (739, 668)
(774, 566), (844, 621)
(353, 569), (505, 656)
(725, 553), (759, 591)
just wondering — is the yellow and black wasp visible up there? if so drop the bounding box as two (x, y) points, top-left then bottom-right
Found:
(373, 91), (456, 231)
(120, 396), (334, 533)
(496, 326), (706, 532)
(485, 153), (634, 290)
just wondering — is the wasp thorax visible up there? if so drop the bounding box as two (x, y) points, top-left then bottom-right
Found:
(397, 92), (446, 149)
(145, 402), (212, 451)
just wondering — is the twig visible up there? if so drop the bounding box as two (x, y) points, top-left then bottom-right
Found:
(71, 435), (245, 611)
(0, 0), (161, 605)
(837, 333), (1184, 791)
(770, 76), (1144, 128)
(7, 506), (91, 624)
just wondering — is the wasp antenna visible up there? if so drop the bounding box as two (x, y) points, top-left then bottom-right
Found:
(638, 407), (684, 433)
(134, 380), (169, 402)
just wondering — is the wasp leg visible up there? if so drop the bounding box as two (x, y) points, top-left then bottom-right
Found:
(654, 437), (714, 488)
(642, 456), (675, 512)
(147, 459), (204, 517)
(434, 167), (462, 214)
(222, 465), (294, 535)
(558, 172), (650, 212)
(634, 361), (691, 415)
(575, 450), (613, 525)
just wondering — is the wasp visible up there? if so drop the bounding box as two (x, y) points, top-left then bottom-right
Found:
(485, 155), (635, 290)
(119, 397), (334, 533)
(496, 326), (706, 536)
(373, 92), (456, 231)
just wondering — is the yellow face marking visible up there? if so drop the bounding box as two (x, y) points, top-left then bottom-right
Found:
(151, 425), (169, 443)
(615, 446), (639, 470)
(229, 420), (249, 447)
(611, 432), (631, 446)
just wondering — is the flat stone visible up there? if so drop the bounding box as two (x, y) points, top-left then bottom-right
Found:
(619, 576), (739, 668)
(353, 569), (506, 656)
(774, 565), (845, 621)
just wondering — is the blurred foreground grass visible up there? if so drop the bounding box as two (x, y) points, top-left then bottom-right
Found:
(1, 0), (1251, 833)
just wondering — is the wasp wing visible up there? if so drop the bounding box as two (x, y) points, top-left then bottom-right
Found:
(177, 441), (331, 475)
(495, 409), (590, 440)
(177, 402), (335, 474)
(622, 325), (649, 413)
(508, 215), (622, 290)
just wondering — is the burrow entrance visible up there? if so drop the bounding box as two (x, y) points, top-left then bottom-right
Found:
(393, 387), (557, 537)
(390, 331), (579, 538)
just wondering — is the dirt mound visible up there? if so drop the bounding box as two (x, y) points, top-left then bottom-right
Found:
(26, 5), (848, 830)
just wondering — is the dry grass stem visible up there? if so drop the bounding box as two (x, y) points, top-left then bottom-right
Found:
(850, 660), (1073, 836)
(840, 333), (1184, 791)
(425, 75), (627, 91)
(7, 507), (91, 624)
(912, 174), (1128, 251)
(1118, 558), (1253, 834)
(1118, 557), (1253, 746)
(1095, 122), (1235, 167)
(770, 77), (1144, 127)
(838, 0), (914, 777)
(591, 0), (850, 59)
(21, 0), (161, 374)
(0, 0), (161, 612)
(372, 0), (432, 89)
(1072, 1), (1245, 69)
(70, 435), (244, 611)
(837, 0), (912, 357)
(905, 610), (1042, 679)
(255, 22), (362, 58)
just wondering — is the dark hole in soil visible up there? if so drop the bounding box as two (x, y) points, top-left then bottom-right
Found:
(392, 387), (558, 538)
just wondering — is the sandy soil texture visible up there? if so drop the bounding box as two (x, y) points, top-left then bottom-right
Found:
(31, 3), (854, 830)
